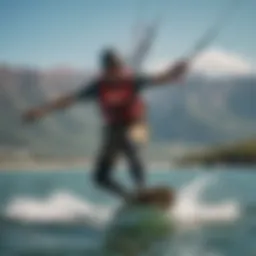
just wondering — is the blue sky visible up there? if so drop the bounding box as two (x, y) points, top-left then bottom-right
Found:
(0, 0), (255, 69)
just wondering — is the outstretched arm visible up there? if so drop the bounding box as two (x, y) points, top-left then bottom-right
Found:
(149, 60), (189, 85)
(22, 80), (98, 123)
(22, 94), (77, 122)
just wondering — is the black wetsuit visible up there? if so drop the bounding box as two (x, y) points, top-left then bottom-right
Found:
(76, 76), (151, 199)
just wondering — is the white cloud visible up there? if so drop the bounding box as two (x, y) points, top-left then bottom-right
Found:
(144, 49), (255, 76)
(193, 49), (254, 76)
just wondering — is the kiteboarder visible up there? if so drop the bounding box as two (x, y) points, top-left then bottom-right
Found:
(23, 48), (188, 202)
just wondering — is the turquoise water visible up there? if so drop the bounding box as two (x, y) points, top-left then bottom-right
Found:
(0, 167), (256, 256)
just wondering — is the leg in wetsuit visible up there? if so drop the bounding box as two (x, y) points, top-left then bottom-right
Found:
(93, 124), (145, 201)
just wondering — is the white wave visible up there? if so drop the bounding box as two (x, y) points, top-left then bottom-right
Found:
(4, 174), (241, 228)
(171, 174), (241, 226)
(4, 191), (113, 227)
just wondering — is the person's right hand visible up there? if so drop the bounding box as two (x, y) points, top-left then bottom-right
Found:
(22, 108), (46, 123)
(171, 60), (189, 80)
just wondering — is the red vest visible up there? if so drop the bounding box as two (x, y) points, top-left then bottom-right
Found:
(98, 76), (144, 125)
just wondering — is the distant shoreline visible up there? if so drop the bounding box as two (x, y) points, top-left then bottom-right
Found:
(0, 161), (90, 171)
(0, 160), (173, 171)
(0, 161), (255, 172)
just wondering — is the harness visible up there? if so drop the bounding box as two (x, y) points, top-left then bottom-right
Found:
(98, 76), (144, 125)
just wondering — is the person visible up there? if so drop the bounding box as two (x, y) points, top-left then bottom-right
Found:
(23, 48), (188, 202)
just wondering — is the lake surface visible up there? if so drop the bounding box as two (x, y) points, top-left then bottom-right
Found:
(0, 167), (255, 256)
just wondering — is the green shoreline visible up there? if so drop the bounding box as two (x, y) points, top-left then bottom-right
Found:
(177, 138), (256, 166)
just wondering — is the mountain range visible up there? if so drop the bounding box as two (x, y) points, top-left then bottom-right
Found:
(0, 64), (255, 159)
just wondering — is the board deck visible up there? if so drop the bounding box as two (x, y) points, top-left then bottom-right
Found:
(126, 186), (174, 210)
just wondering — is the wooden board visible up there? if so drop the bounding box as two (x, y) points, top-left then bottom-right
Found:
(126, 186), (175, 210)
